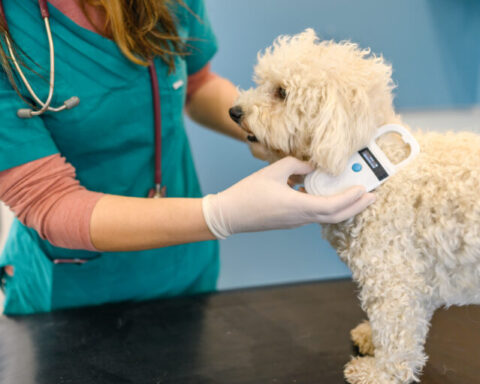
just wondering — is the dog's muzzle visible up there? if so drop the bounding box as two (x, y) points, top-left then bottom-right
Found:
(229, 106), (258, 142)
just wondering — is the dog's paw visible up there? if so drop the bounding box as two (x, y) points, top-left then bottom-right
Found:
(350, 321), (375, 356)
(344, 356), (393, 384)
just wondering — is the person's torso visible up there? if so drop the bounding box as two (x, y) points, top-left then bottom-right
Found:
(0, 0), (219, 315)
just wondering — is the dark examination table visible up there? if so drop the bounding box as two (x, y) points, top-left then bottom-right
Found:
(0, 279), (478, 384)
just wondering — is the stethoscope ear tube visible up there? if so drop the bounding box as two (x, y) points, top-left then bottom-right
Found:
(17, 109), (34, 119)
(1, 0), (80, 118)
(64, 96), (80, 109)
(17, 98), (80, 119)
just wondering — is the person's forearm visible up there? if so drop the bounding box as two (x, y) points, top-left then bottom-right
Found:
(186, 76), (247, 141)
(90, 195), (215, 252)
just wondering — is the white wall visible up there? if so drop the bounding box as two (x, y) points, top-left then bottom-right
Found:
(402, 107), (480, 133)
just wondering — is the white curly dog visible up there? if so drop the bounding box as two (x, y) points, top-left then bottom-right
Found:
(230, 29), (480, 384)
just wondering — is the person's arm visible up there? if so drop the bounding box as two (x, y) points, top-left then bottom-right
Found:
(90, 195), (214, 251)
(91, 157), (376, 251)
(185, 71), (246, 142)
(0, 154), (103, 251)
(0, 154), (215, 252)
(0, 155), (374, 253)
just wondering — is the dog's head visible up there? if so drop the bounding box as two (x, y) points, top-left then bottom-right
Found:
(231, 29), (397, 175)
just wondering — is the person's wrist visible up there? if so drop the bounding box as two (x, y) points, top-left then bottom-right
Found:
(202, 194), (231, 240)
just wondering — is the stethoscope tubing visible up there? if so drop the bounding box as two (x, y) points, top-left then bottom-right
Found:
(6, 17), (56, 117)
(148, 63), (163, 192)
(1, 0), (78, 118)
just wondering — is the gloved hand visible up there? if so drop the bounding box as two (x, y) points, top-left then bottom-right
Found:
(202, 156), (376, 239)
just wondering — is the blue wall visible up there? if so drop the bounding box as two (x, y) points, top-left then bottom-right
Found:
(186, 0), (480, 290)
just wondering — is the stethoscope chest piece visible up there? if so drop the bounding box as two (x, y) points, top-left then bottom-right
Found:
(148, 185), (167, 198)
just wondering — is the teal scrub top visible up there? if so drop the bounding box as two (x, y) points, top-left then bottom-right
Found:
(0, 0), (219, 315)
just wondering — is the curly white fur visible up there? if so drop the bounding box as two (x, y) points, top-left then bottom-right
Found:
(233, 29), (480, 384)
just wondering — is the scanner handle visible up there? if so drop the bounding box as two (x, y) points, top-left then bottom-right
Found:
(369, 124), (420, 174)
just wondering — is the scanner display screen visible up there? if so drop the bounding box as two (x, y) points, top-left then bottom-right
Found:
(360, 149), (379, 169)
(359, 148), (388, 181)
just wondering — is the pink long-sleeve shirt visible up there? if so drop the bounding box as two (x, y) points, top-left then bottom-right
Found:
(0, 0), (217, 252)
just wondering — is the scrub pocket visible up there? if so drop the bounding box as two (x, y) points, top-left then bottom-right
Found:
(50, 254), (108, 311)
(2, 251), (106, 315)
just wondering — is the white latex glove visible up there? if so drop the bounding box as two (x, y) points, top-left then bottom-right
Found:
(202, 156), (376, 239)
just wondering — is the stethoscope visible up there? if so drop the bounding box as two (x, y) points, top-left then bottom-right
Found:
(0, 0), (166, 198)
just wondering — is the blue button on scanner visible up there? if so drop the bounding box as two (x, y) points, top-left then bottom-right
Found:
(352, 163), (362, 172)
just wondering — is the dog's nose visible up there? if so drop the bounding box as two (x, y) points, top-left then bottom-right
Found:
(229, 106), (244, 124)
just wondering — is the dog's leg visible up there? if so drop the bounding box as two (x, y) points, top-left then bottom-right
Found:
(345, 281), (433, 384)
(351, 321), (374, 356)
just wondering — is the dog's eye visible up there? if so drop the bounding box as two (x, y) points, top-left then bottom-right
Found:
(275, 86), (287, 100)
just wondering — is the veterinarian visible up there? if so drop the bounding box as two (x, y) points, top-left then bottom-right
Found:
(0, 0), (375, 315)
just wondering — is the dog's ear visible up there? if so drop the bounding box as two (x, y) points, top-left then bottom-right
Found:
(309, 84), (369, 176)
(309, 46), (395, 176)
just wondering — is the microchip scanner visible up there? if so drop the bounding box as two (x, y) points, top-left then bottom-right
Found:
(305, 124), (420, 196)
